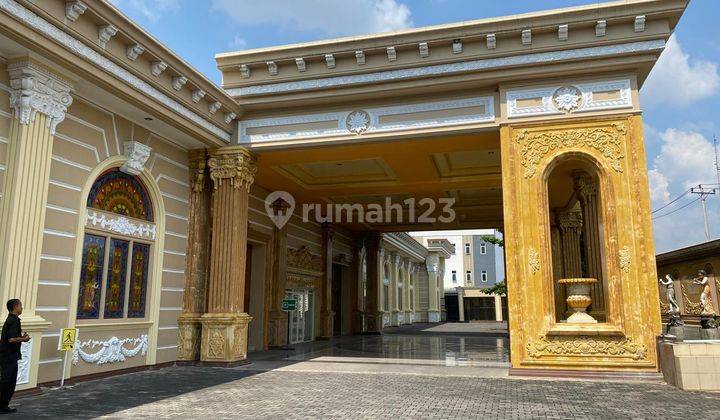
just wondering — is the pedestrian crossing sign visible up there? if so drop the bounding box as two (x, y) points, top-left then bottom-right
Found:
(58, 328), (78, 351)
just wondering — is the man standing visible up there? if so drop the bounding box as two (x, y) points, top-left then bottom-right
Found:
(0, 299), (30, 414)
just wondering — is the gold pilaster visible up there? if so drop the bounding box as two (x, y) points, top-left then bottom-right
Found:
(363, 233), (383, 333)
(0, 59), (72, 389)
(267, 203), (289, 347)
(178, 149), (212, 361)
(319, 222), (335, 338)
(200, 147), (256, 363)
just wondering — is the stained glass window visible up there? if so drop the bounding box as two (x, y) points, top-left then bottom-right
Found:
(79, 167), (154, 321)
(104, 239), (129, 318)
(127, 243), (150, 318)
(77, 234), (106, 319)
(87, 169), (153, 221)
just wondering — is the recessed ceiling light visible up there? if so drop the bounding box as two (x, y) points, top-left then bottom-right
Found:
(144, 117), (153, 121)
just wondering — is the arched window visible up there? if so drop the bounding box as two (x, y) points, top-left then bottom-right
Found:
(78, 169), (155, 320)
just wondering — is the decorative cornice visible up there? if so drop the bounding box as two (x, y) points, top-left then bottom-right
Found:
(209, 101), (222, 114)
(86, 209), (156, 240)
(507, 79), (632, 118)
(227, 40), (664, 97)
(120, 140), (151, 175)
(514, 123), (626, 178)
(208, 149), (256, 190)
(172, 76), (187, 91)
(238, 96), (494, 144)
(192, 89), (206, 103)
(65, 0), (86, 22)
(8, 59), (73, 134)
(126, 43), (144, 61)
(0, 0), (232, 142)
(97, 24), (117, 48)
(151, 60), (167, 77)
(287, 246), (323, 273)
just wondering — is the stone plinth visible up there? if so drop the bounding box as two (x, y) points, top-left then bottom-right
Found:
(659, 340), (720, 390)
(199, 313), (252, 363)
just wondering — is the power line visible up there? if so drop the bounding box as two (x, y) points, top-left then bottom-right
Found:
(651, 188), (691, 214)
(653, 196), (702, 220)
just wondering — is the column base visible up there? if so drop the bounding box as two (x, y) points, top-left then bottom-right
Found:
(17, 315), (50, 391)
(365, 311), (385, 333)
(319, 310), (334, 339)
(177, 313), (202, 362)
(428, 310), (441, 323)
(391, 310), (400, 326)
(200, 313), (252, 363)
(268, 310), (288, 347)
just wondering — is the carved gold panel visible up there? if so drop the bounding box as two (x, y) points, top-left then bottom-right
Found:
(501, 115), (661, 372)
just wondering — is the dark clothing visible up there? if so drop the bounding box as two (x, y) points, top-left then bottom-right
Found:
(0, 314), (22, 409)
(0, 314), (22, 363)
(0, 362), (17, 409)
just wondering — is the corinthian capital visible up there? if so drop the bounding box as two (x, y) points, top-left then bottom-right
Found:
(572, 170), (597, 200)
(208, 148), (256, 190)
(557, 210), (583, 231)
(8, 59), (73, 134)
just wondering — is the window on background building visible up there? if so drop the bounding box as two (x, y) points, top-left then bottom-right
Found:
(480, 243), (487, 254)
(452, 270), (457, 283)
(481, 271), (488, 282)
(466, 271), (472, 283)
(77, 169), (153, 320)
(464, 243), (471, 254)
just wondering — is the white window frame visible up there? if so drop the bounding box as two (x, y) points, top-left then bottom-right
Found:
(465, 271), (472, 283)
(464, 243), (471, 254)
(481, 271), (488, 282)
(480, 243), (487, 254)
(451, 270), (457, 283)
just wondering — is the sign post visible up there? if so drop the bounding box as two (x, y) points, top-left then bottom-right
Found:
(57, 328), (78, 388)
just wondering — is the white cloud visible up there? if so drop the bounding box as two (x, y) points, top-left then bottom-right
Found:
(641, 35), (720, 107)
(212, 0), (413, 37)
(648, 169), (670, 206)
(230, 35), (247, 50)
(648, 128), (719, 252)
(652, 128), (716, 190)
(112, 0), (179, 22)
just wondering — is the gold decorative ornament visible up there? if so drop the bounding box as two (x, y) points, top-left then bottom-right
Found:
(514, 123), (626, 178)
(189, 151), (207, 193)
(207, 328), (225, 359)
(558, 277), (598, 323)
(528, 247), (540, 274)
(619, 246), (631, 273)
(208, 149), (257, 190)
(680, 283), (703, 315)
(526, 335), (647, 360)
(287, 246), (323, 272)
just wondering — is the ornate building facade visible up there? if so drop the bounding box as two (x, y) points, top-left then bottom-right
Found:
(0, 0), (687, 391)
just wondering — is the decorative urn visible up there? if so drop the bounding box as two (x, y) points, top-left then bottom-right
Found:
(558, 277), (598, 323)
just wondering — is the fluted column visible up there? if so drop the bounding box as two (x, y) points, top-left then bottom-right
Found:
(363, 233), (383, 333)
(267, 199), (289, 347)
(0, 59), (72, 388)
(550, 224), (566, 321)
(574, 171), (606, 319)
(178, 150), (212, 361)
(426, 252), (441, 322)
(557, 210), (583, 319)
(350, 239), (364, 333)
(319, 222), (335, 338)
(390, 253), (400, 326)
(199, 147), (256, 363)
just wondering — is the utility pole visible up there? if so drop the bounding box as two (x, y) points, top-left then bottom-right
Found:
(691, 185), (717, 240)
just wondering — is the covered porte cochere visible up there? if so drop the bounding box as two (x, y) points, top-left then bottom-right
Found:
(173, 0), (686, 375)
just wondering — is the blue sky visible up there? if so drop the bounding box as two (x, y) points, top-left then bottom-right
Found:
(112, 0), (720, 253)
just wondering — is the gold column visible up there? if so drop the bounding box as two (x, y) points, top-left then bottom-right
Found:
(557, 210), (582, 319)
(267, 200), (289, 347)
(574, 171), (606, 319)
(550, 225), (566, 321)
(363, 233), (383, 333)
(0, 59), (72, 388)
(178, 150), (212, 361)
(349, 238), (363, 333)
(199, 147), (256, 363)
(319, 222), (335, 338)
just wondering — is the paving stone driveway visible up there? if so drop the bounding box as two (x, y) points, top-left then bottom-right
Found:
(12, 365), (720, 419)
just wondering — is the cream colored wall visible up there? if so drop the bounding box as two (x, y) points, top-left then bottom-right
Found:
(0, 63), (9, 211)
(33, 95), (190, 384)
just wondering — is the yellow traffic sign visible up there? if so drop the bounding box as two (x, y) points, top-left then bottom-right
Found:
(59, 328), (78, 351)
